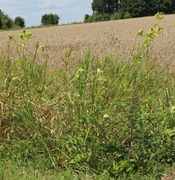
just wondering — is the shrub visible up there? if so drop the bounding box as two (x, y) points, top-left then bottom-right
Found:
(85, 13), (110, 23)
(41, 14), (60, 25)
(110, 11), (123, 20)
(14, 16), (25, 28)
(0, 17), (2, 29)
(84, 14), (90, 23)
(2, 18), (13, 29)
(123, 12), (132, 19)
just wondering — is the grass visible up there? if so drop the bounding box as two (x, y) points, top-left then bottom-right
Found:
(0, 15), (175, 179)
(0, 51), (175, 179)
(0, 165), (106, 180)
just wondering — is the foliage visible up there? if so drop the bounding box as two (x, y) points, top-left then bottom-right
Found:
(133, 12), (164, 63)
(123, 11), (131, 19)
(121, 0), (151, 17)
(14, 16), (25, 28)
(149, 0), (175, 14)
(0, 9), (13, 29)
(0, 17), (2, 29)
(41, 14), (60, 25)
(0, 9), (25, 30)
(3, 18), (13, 29)
(85, 11), (131, 22)
(7, 29), (44, 61)
(121, 0), (175, 17)
(86, 0), (175, 23)
(84, 14), (90, 23)
(92, 0), (119, 14)
(110, 10), (130, 20)
(0, 15), (175, 179)
(110, 11), (123, 20)
(85, 13), (110, 23)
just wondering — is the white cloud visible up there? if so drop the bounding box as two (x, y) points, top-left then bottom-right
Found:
(38, 0), (74, 8)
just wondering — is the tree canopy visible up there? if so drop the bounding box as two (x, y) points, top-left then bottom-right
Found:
(122, 0), (175, 17)
(14, 16), (25, 28)
(41, 14), (60, 25)
(0, 10), (13, 29)
(0, 9), (61, 30)
(92, 0), (119, 14)
(86, 0), (175, 22)
(0, 10), (26, 29)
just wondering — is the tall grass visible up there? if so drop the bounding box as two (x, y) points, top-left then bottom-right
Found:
(0, 14), (175, 179)
(0, 51), (175, 178)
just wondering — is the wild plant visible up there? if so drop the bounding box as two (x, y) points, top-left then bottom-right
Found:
(133, 12), (164, 64)
(0, 13), (175, 179)
(8, 29), (44, 61)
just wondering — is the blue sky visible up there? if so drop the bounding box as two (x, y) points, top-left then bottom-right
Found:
(0, 0), (92, 27)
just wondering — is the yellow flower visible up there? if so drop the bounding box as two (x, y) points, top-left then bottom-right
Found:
(155, 12), (164, 20)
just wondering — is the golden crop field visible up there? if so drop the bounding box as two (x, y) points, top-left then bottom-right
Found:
(0, 14), (175, 66)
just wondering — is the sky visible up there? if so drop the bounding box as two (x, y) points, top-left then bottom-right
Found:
(0, 0), (93, 27)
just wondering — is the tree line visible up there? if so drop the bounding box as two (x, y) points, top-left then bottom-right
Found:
(0, 10), (60, 30)
(0, 10), (25, 29)
(1, 0), (175, 30)
(84, 0), (175, 22)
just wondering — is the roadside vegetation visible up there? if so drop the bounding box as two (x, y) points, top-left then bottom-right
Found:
(0, 13), (175, 179)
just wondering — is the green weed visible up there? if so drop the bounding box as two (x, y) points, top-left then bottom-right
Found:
(0, 15), (175, 179)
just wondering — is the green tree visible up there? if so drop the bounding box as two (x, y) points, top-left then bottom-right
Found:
(121, 0), (151, 17)
(41, 14), (60, 25)
(92, 0), (119, 14)
(150, 0), (175, 14)
(122, 0), (175, 17)
(2, 17), (13, 29)
(90, 0), (175, 22)
(84, 14), (90, 22)
(0, 9), (14, 29)
(0, 18), (2, 29)
(14, 16), (25, 28)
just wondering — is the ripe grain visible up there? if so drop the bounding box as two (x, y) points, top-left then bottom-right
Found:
(0, 14), (175, 67)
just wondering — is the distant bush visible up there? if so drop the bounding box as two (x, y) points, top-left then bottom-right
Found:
(85, 11), (131, 23)
(84, 13), (110, 23)
(84, 14), (90, 23)
(0, 17), (2, 29)
(2, 18), (13, 29)
(14, 16), (25, 28)
(110, 11), (123, 20)
(123, 12), (132, 19)
(41, 14), (60, 25)
(71, 21), (82, 25)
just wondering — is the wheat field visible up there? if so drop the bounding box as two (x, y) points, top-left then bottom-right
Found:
(0, 14), (175, 66)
